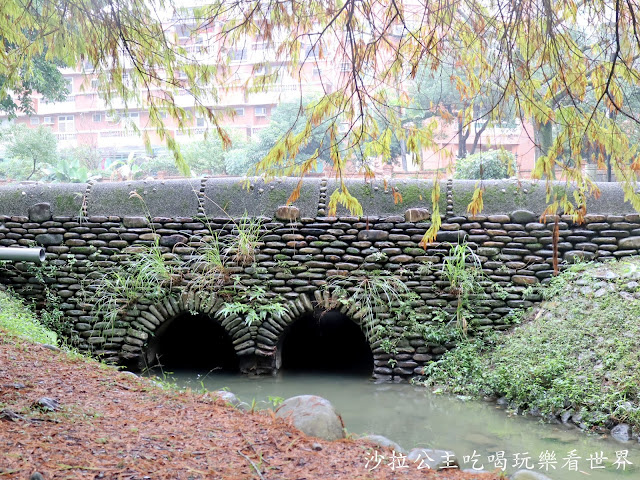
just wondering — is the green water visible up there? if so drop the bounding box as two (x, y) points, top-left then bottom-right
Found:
(165, 371), (639, 479)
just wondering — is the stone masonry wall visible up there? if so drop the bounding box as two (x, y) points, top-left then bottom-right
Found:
(1, 178), (640, 382)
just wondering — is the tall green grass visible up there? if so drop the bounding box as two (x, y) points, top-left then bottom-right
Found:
(0, 289), (57, 344)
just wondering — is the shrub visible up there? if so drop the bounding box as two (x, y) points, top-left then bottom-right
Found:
(454, 149), (516, 179)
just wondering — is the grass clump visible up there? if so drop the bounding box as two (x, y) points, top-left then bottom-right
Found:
(0, 289), (57, 344)
(422, 258), (640, 430)
(88, 240), (176, 324)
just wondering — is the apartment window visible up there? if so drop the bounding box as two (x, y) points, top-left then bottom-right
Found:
(229, 48), (247, 62)
(304, 44), (320, 58)
(122, 72), (132, 86)
(43, 117), (53, 125)
(106, 112), (120, 124)
(196, 115), (206, 127)
(58, 115), (74, 132)
(30, 117), (40, 126)
(340, 62), (350, 72)
(391, 24), (404, 37)
(312, 67), (321, 77)
(234, 108), (245, 117)
(255, 106), (267, 117)
(122, 112), (140, 127)
(90, 78), (99, 89)
(93, 113), (102, 122)
(175, 23), (192, 39)
(254, 65), (267, 75)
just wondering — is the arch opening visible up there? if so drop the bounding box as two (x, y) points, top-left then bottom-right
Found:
(145, 312), (239, 372)
(280, 310), (373, 375)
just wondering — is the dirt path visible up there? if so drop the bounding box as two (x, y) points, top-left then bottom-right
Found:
(0, 335), (501, 480)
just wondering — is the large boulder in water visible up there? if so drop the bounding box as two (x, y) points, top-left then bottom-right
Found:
(611, 423), (633, 442)
(275, 395), (345, 440)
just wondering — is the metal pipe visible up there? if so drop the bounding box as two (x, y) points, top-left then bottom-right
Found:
(0, 247), (46, 264)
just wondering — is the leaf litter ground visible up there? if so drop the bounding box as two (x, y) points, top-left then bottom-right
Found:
(0, 336), (501, 479)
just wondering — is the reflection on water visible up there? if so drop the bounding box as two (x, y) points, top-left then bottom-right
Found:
(163, 370), (639, 480)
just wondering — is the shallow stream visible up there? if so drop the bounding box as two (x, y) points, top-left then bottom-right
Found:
(162, 371), (640, 479)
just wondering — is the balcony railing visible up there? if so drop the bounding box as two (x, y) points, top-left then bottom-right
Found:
(55, 132), (77, 141)
(175, 127), (207, 136)
(99, 129), (140, 138)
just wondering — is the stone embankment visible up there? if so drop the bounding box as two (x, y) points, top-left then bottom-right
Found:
(1, 178), (640, 380)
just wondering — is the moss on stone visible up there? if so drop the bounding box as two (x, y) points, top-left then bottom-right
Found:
(54, 192), (82, 216)
(452, 189), (475, 213)
(94, 188), (140, 215)
(268, 187), (290, 206)
(346, 182), (374, 202)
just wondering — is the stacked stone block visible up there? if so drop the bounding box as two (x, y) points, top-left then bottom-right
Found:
(2, 178), (640, 382)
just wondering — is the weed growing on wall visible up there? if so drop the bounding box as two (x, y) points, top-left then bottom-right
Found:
(438, 242), (485, 334)
(324, 270), (419, 341)
(185, 228), (229, 294)
(84, 192), (177, 333)
(84, 192), (275, 339)
(218, 283), (286, 326)
(231, 216), (264, 266)
(88, 239), (177, 325)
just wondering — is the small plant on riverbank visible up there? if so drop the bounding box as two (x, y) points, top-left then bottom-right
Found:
(0, 255), (72, 339)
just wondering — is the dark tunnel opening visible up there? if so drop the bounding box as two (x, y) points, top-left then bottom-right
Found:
(280, 310), (373, 375)
(146, 313), (238, 373)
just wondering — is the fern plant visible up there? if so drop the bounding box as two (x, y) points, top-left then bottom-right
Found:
(218, 284), (286, 326)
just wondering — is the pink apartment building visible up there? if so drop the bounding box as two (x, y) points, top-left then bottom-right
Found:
(1, 4), (334, 163)
(1, 1), (538, 179)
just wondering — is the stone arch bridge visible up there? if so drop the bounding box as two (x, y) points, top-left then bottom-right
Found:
(1, 177), (638, 381)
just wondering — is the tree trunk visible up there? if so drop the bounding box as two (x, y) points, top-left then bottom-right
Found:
(457, 111), (470, 158)
(26, 157), (37, 180)
(534, 120), (554, 178)
(469, 120), (489, 155)
(535, 120), (553, 159)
